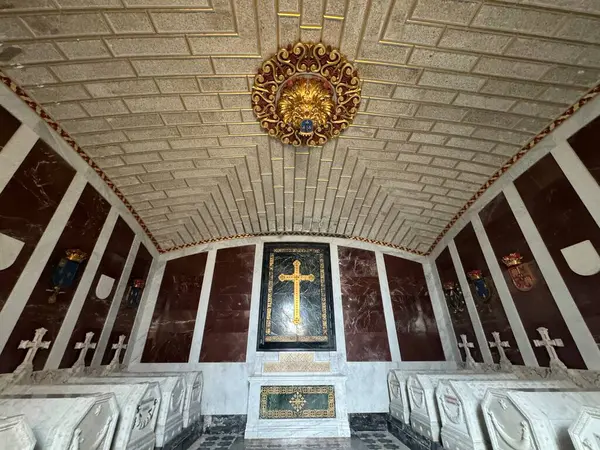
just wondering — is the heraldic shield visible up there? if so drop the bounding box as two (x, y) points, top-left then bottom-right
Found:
(502, 253), (535, 292)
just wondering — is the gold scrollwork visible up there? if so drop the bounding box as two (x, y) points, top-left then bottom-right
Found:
(252, 42), (361, 147)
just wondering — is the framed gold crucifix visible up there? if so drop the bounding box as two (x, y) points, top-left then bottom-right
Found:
(257, 243), (336, 351)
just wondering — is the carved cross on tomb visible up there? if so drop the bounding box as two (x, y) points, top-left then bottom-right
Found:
(533, 327), (566, 369)
(73, 332), (97, 368)
(109, 335), (127, 366)
(458, 334), (476, 365)
(278, 260), (315, 325)
(489, 331), (512, 368)
(16, 327), (51, 373)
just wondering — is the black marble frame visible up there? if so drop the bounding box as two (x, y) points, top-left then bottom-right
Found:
(257, 243), (336, 351)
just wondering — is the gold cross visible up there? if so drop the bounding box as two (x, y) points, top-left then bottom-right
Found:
(278, 260), (315, 325)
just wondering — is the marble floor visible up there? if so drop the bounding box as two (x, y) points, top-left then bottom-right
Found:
(190, 431), (409, 450)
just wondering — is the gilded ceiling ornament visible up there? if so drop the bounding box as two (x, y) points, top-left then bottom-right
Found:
(252, 42), (361, 147)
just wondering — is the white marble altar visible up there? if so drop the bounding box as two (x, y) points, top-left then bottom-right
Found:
(483, 389), (600, 450)
(6, 382), (161, 450)
(569, 406), (600, 450)
(436, 378), (576, 450)
(407, 372), (516, 441)
(0, 393), (119, 450)
(70, 374), (185, 448)
(0, 415), (36, 450)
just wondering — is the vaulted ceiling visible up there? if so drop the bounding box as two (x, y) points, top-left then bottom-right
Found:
(1, 0), (599, 254)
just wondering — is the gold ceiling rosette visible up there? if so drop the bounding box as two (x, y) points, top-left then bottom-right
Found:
(252, 42), (361, 147)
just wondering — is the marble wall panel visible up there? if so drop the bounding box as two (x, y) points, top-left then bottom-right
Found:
(514, 154), (600, 354)
(479, 192), (586, 368)
(568, 115), (600, 183)
(454, 223), (523, 364)
(0, 105), (21, 149)
(435, 247), (482, 362)
(0, 184), (111, 373)
(0, 140), (75, 313)
(383, 254), (444, 361)
(141, 252), (207, 363)
(101, 243), (153, 365)
(339, 247), (391, 362)
(59, 217), (134, 368)
(200, 245), (255, 362)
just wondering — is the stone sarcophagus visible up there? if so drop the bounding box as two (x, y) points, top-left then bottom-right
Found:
(482, 389), (600, 450)
(407, 372), (516, 441)
(436, 379), (576, 450)
(0, 393), (119, 450)
(0, 415), (36, 450)
(6, 382), (161, 450)
(569, 406), (600, 450)
(117, 371), (203, 428)
(69, 375), (185, 448)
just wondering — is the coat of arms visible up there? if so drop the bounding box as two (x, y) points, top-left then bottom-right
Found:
(466, 269), (495, 303)
(502, 253), (536, 292)
(442, 280), (465, 314)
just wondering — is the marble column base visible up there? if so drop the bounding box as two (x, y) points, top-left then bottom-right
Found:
(387, 416), (444, 450)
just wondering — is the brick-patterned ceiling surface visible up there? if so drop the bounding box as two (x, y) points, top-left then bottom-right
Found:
(1, 0), (599, 254)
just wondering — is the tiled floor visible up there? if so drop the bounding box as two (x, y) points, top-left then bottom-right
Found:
(189, 431), (409, 450)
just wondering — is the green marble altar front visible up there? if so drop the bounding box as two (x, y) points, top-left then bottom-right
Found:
(259, 385), (336, 419)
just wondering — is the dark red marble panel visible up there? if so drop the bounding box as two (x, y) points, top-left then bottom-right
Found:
(339, 247), (391, 362)
(568, 115), (600, 183)
(101, 243), (153, 365)
(0, 105), (21, 149)
(0, 141), (75, 313)
(383, 254), (444, 361)
(479, 192), (586, 369)
(59, 217), (134, 368)
(454, 223), (523, 364)
(200, 245), (255, 362)
(515, 154), (600, 353)
(142, 252), (207, 363)
(435, 247), (482, 362)
(0, 184), (111, 373)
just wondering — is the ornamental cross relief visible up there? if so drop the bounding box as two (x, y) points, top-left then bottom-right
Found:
(278, 260), (315, 325)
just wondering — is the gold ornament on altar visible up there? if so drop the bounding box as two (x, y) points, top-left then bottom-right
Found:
(252, 42), (361, 147)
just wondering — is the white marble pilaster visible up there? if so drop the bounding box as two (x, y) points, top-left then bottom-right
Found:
(123, 258), (166, 365)
(375, 252), (401, 361)
(422, 261), (460, 361)
(329, 243), (347, 363)
(44, 207), (119, 370)
(91, 237), (140, 367)
(471, 216), (538, 367)
(551, 140), (600, 228)
(188, 249), (217, 363)
(0, 173), (87, 356)
(448, 241), (494, 363)
(245, 243), (264, 364)
(0, 124), (38, 195)
(504, 183), (600, 369)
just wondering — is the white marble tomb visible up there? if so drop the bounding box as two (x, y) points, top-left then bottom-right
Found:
(436, 378), (576, 450)
(0, 393), (119, 450)
(6, 381), (161, 450)
(0, 415), (36, 450)
(483, 389), (600, 450)
(407, 372), (516, 441)
(70, 374), (185, 448)
(115, 371), (203, 428)
(569, 406), (600, 450)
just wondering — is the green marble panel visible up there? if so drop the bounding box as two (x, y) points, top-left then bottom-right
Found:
(259, 385), (335, 419)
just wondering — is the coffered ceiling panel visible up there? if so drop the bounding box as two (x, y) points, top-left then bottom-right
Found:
(1, 0), (599, 254)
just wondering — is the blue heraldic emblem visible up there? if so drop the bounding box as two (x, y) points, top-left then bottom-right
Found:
(47, 249), (88, 304)
(125, 278), (146, 308)
(466, 269), (497, 303)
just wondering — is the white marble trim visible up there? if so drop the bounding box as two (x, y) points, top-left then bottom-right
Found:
(0, 124), (38, 195)
(422, 262), (460, 361)
(124, 259), (166, 365)
(471, 216), (538, 367)
(245, 242), (264, 364)
(448, 240), (493, 364)
(188, 249), (217, 363)
(91, 237), (140, 367)
(375, 251), (402, 361)
(329, 243), (347, 363)
(0, 173), (86, 357)
(44, 207), (120, 370)
(504, 183), (600, 369)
